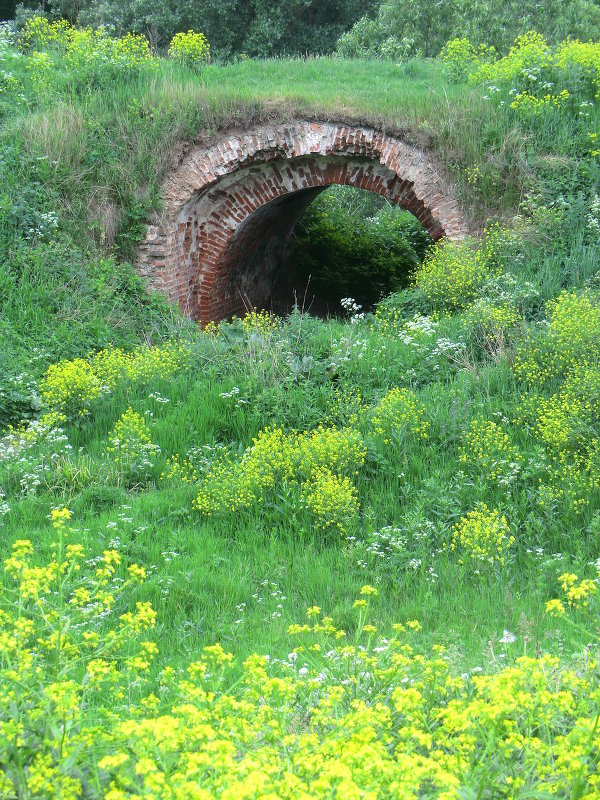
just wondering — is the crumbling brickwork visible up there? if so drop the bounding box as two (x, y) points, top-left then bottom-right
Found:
(137, 121), (468, 323)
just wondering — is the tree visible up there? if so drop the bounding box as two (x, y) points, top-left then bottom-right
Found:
(338, 0), (463, 59)
(337, 0), (600, 60)
(0, 0), (17, 20)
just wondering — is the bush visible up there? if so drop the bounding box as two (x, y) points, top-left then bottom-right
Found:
(439, 37), (495, 82)
(168, 30), (210, 69)
(106, 407), (160, 484)
(17, 16), (156, 91)
(414, 239), (497, 312)
(450, 503), (515, 571)
(39, 341), (193, 418)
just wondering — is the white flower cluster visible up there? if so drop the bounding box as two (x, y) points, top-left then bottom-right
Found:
(586, 195), (600, 233)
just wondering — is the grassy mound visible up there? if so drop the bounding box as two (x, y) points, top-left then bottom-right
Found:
(1, 20), (600, 798)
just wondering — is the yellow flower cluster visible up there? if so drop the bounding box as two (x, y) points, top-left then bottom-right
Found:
(510, 89), (570, 114)
(558, 572), (597, 608)
(160, 453), (198, 484)
(1, 511), (156, 798)
(538, 454), (600, 516)
(301, 468), (359, 535)
(371, 387), (430, 445)
(298, 424), (366, 478)
(107, 407), (160, 481)
(414, 239), (496, 312)
(2, 535), (600, 799)
(168, 29), (210, 68)
(107, 407), (154, 448)
(194, 425), (366, 528)
(25, 49), (54, 95)
(514, 290), (600, 385)
(554, 39), (600, 99)
(39, 356), (102, 416)
(17, 15), (70, 51)
(40, 341), (191, 416)
(514, 293), (600, 513)
(96, 341), (191, 386)
(64, 28), (155, 82)
(240, 308), (281, 337)
(470, 31), (552, 85)
(325, 385), (366, 428)
(372, 301), (405, 335)
(536, 362), (600, 454)
(546, 565), (599, 616)
(464, 163), (481, 185)
(18, 16), (155, 76)
(459, 418), (522, 483)
(452, 30), (600, 118)
(451, 504), (515, 571)
(439, 37), (495, 82)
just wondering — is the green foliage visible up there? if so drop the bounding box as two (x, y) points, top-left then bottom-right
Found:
(338, 0), (600, 60)
(440, 37), (495, 83)
(414, 239), (497, 312)
(337, 0), (462, 59)
(17, 15), (156, 90)
(290, 190), (431, 309)
(168, 29), (210, 69)
(450, 503), (515, 572)
(1, 23), (600, 796)
(3, 539), (600, 798)
(106, 406), (160, 483)
(17, 0), (375, 57)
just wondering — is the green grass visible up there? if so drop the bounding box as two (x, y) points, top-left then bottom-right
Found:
(1, 34), (600, 675)
(2, 303), (597, 671)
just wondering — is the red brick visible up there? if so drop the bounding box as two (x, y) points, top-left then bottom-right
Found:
(137, 121), (469, 323)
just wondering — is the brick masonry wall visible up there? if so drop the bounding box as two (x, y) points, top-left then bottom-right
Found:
(137, 121), (469, 324)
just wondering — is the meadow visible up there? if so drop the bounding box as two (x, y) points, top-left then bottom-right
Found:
(1, 19), (600, 798)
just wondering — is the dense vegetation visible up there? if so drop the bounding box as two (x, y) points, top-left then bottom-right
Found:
(1, 14), (600, 799)
(13, 0), (376, 56)
(338, 0), (600, 59)
(287, 188), (431, 311)
(10, 0), (600, 58)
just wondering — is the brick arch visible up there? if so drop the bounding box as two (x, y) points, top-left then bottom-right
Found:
(137, 121), (468, 323)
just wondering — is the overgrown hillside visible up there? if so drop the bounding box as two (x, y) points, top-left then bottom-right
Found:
(1, 17), (600, 798)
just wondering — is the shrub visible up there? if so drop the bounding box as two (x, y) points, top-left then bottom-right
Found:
(370, 387), (430, 445)
(459, 418), (522, 484)
(39, 357), (102, 417)
(18, 16), (156, 91)
(450, 504), (515, 571)
(39, 341), (192, 418)
(168, 30), (210, 69)
(514, 290), (600, 386)
(106, 407), (160, 483)
(301, 468), (359, 535)
(470, 30), (552, 85)
(439, 37), (495, 83)
(193, 425), (366, 522)
(458, 31), (600, 120)
(414, 239), (496, 312)
(17, 16), (70, 52)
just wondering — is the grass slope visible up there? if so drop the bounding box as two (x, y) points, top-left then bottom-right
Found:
(1, 24), (600, 797)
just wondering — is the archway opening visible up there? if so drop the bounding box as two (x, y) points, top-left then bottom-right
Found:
(137, 122), (469, 324)
(268, 185), (433, 317)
